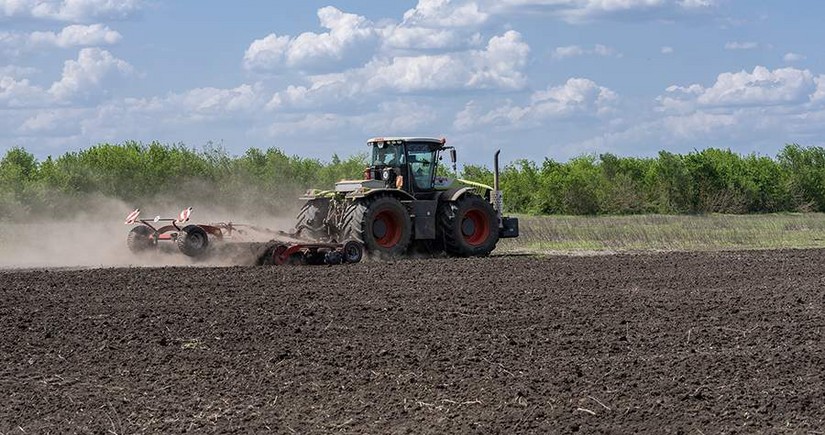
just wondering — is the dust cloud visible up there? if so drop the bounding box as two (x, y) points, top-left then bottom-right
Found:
(0, 192), (302, 269)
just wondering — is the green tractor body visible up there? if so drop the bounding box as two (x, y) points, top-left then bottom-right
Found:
(293, 137), (519, 257)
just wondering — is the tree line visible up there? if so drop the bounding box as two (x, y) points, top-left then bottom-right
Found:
(2, 141), (825, 219)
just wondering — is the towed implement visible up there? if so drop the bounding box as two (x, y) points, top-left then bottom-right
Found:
(124, 207), (364, 265)
(125, 207), (219, 257)
(290, 137), (519, 258)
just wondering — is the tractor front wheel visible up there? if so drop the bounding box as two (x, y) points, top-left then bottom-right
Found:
(344, 196), (411, 258)
(177, 225), (210, 257)
(294, 199), (329, 241)
(439, 194), (499, 257)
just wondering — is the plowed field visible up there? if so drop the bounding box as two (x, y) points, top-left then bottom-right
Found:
(2, 250), (824, 433)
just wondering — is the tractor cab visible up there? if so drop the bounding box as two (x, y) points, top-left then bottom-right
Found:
(366, 137), (446, 194)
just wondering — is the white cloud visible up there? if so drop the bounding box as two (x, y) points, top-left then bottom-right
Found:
(268, 31), (530, 110)
(243, 34), (290, 70)
(660, 66), (818, 110)
(783, 52), (806, 63)
(552, 45), (586, 59)
(724, 41), (758, 50)
(131, 84), (266, 119)
(0, 48), (132, 108)
(0, 0), (144, 22)
(552, 44), (621, 59)
(244, 6), (376, 71)
(0, 75), (51, 107)
(583, 65), (825, 156)
(454, 77), (618, 130)
(661, 46), (674, 54)
(661, 111), (737, 139)
(19, 109), (84, 133)
(29, 23), (121, 48)
(380, 26), (466, 51)
(402, 0), (489, 27)
(48, 47), (133, 101)
(52, 83), (270, 143)
(0, 65), (38, 77)
(264, 99), (441, 140)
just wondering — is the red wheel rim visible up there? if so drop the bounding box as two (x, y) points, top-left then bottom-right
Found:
(462, 209), (490, 246)
(373, 210), (402, 248)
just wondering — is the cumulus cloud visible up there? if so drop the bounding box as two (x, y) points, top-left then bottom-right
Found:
(264, 99), (441, 140)
(0, 0), (144, 22)
(587, 65), (825, 154)
(380, 0), (491, 53)
(660, 66), (819, 111)
(19, 108), (86, 134)
(454, 77), (618, 130)
(0, 48), (132, 109)
(37, 83), (270, 144)
(0, 75), (51, 107)
(29, 23), (121, 47)
(402, 0), (489, 27)
(268, 31), (530, 110)
(129, 84), (266, 119)
(48, 47), (133, 101)
(1, 24), (122, 55)
(552, 44), (621, 59)
(379, 26), (470, 52)
(244, 6), (376, 71)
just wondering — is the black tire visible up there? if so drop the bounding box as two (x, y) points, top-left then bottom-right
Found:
(294, 199), (329, 240)
(343, 195), (411, 258)
(256, 243), (280, 265)
(127, 226), (155, 253)
(342, 240), (364, 263)
(439, 194), (499, 257)
(177, 225), (210, 257)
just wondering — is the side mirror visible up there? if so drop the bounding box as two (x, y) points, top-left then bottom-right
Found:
(449, 149), (457, 172)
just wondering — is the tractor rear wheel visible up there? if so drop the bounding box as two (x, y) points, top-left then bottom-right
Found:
(344, 196), (411, 258)
(177, 225), (210, 257)
(439, 194), (499, 257)
(127, 226), (156, 253)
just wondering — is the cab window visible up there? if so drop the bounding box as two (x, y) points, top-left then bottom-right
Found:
(406, 143), (437, 190)
(372, 143), (404, 166)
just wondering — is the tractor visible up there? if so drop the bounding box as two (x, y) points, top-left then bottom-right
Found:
(291, 137), (519, 257)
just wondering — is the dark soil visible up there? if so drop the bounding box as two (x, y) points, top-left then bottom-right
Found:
(2, 250), (825, 433)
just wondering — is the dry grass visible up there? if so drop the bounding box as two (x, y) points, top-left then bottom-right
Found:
(497, 213), (825, 253)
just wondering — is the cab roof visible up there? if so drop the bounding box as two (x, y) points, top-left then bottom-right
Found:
(366, 137), (445, 145)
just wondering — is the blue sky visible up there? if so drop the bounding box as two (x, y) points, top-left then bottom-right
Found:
(2, 0), (825, 166)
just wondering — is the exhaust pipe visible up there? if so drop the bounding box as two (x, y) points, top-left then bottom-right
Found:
(494, 150), (501, 193)
(493, 150), (503, 228)
(492, 149), (519, 239)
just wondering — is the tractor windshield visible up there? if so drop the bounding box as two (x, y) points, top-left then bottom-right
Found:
(372, 143), (405, 166)
(406, 142), (437, 190)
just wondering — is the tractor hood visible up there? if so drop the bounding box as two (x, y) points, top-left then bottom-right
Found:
(335, 179), (386, 192)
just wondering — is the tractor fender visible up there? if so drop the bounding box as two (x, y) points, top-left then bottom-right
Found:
(437, 187), (477, 203)
(347, 188), (416, 202)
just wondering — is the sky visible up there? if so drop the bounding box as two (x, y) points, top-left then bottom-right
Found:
(2, 0), (825, 166)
